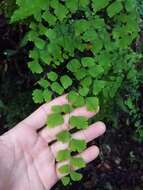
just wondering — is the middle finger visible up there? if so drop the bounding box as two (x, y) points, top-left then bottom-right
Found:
(39, 106), (96, 143)
(50, 122), (106, 158)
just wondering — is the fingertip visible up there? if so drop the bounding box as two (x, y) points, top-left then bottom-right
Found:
(89, 145), (100, 158)
(90, 145), (100, 158)
(82, 145), (99, 163)
(96, 121), (106, 135)
(82, 121), (106, 142)
(72, 107), (95, 118)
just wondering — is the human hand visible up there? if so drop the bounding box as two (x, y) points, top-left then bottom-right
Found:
(0, 95), (106, 190)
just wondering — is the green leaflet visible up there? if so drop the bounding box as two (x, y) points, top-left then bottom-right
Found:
(82, 29), (97, 42)
(79, 0), (90, 7)
(43, 89), (52, 102)
(81, 57), (95, 67)
(107, 1), (123, 18)
(38, 79), (49, 88)
(67, 91), (85, 108)
(67, 59), (81, 72)
(69, 116), (88, 129)
(52, 104), (73, 114)
(70, 171), (83, 181)
(29, 48), (39, 60)
(47, 113), (64, 128)
(70, 157), (86, 169)
(74, 19), (90, 35)
(50, 1), (69, 21)
(58, 164), (70, 174)
(32, 89), (44, 103)
(79, 86), (89, 97)
(60, 75), (73, 89)
(61, 176), (70, 186)
(74, 68), (87, 80)
(42, 12), (57, 26)
(81, 76), (92, 87)
(34, 38), (46, 49)
(92, 0), (110, 12)
(65, 0), (78, 13)
(47, 71), (58, 81)
(28, 61), (43, 74)
(40, 50), (51, 65)
(32, 89), (52, 103)
(86, 97), (99, 112)
(125, 97), (134, 110)
(51, 82), (64, 95)
(44, 29), (57, 41)
(61, 104), (73, 113)
(56, 149), (71, 161)
(70, 139), (87, 152)
(73, 95), (85, 107)
(125, 0), (136, 12)
(92, 37), (103, 53)
(11, 0), (49, 22)
(51, 105), (61, 113)
(93, 80), (106, 95)
(88, 65), (104, 78)
(57, 130), (71, 143)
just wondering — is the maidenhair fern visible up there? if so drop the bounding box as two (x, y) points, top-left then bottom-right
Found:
(46, 93), (99, 184)
(11, 0), (141, 185)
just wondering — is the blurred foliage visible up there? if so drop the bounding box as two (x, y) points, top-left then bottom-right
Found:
(0, 66), (35, 129)
(0, 0), (16, 18)
(137, 0), (143, 17)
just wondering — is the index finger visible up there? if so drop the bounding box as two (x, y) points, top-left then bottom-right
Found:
(17, 95), (68, 130)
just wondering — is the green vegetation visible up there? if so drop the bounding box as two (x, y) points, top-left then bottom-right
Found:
(10, 0), (143, 185)
(0, 0), (143, 186)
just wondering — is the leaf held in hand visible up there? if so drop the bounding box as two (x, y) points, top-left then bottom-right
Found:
(56, 149), (71, 161)
(67, 91), (85, 108)
(70, 157), (86, 169)
(69, 116), (88, 129)
(47, 113), (64, 128)
(52, 104), (73, 114)
(61, 176), (70, 186)
(70, 139), (87, 152)
(58, 164), (70, 174)
(43, 89), (52, 102)
(70, 171), (83, 181)
(57, 130), (71, 143)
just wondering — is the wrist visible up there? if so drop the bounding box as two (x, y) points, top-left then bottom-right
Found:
(0, 135), (15, 190)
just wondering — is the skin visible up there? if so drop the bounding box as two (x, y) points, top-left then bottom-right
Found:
(0, 95), (106, 190)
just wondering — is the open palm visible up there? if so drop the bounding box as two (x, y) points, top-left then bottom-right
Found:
(0, 95), (106, 190)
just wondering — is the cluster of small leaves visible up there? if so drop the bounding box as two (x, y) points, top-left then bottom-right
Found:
(11, 0), (142, 184)
(46, 93), (99, 185)
(12, 0), (140, 108)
